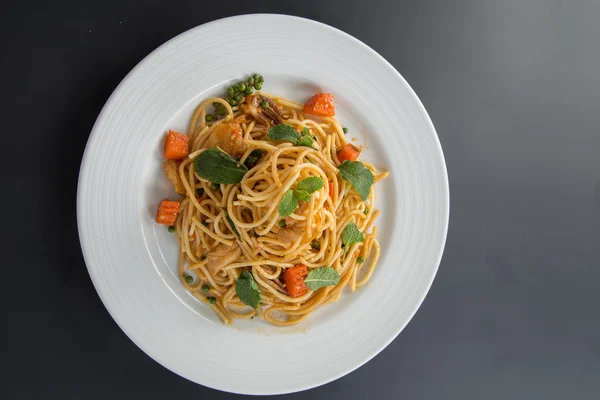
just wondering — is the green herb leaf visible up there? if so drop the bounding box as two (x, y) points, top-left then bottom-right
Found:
(294, 189), (311, 202)
(267, 124), (301, 144)
(298, 135), (314, 148)
(226, 213), (240, 240)
(302, 127), (310, 136)
(337, 160), (374, 201)
(194, 148), (248, 184)
(244, 149), (263, 169)
(342, 222), (365, 251)
(304, 267), (340, 290)
(236, 271), (260, 309)
(278, 190), (298, 216)
(296, 176), (324, 194)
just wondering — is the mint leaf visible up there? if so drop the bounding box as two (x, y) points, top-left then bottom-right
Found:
(267, 124), (301, 144)
(226, 213), (240, 240)
(296, 176), (324, 194)
(278, 190), (298, 216)
(244, 149), (263, 169)
(304, 267), (340, 290)
(194, 148), (248, 184)
(294, 189), (311, 202)
(342, 222), (365, 251)
(236, 271), (260, 309)
(298, 135), (314, 148)
(337, 160), (374, 201)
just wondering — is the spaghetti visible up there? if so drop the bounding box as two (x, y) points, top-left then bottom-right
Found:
(158, 81), (388, 326)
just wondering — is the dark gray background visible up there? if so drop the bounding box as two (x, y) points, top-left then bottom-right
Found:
(3, 0), (599, 398)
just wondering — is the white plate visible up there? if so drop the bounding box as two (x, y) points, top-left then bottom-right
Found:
(77, 14), (449, 395)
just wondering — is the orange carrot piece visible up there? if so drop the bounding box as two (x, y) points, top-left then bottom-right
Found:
(283, 264), (309, 298)
(303, 93), (335, 117)
(156, 200), (180, 225)
(337, 143), (361, 163)
(164, 130), (189, 160)
(328, 180), (334, 198)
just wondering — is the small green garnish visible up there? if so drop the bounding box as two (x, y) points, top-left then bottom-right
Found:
(205, 114), (214, 122)
(357, 256), (365, 263)
(236, 271), (260, 309)
(311, 240), (321, 250)
(278, 177), (325, 216)
(278, 219), (287, 227)
(193, 148), (248, 184)
(294, 190), (310, 202)
(168, 225), (175, 233)
(244, 149), (263, 169)
(304, 267), (340, 290)
(342, 222), (365, 251)
(364, 208), (369, 215)
(337, 160), (374, 201)
(296, 176), (324, 193)
(261, 100), (269, 109)
(226, 213), (240, 240)
(184, 275), (193, 284)
(267, 123), (315, 148)
(201, 284), (210, 292)
(208, 296), (217, 304)
(342, 127), (348, 134)
(278, 190), (298, 217)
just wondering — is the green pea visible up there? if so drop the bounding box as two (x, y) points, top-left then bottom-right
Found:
(244, 87), (253, 95)
(201, 284), (210, 292)
(208, 296), (217, 304)
(311, 240), (320, 250)
(248, 77), (255, 85)
(357, 256), (365, 263)
(228, 97), (236, 106)
(218, 107), (227, 116)
(168, 225), (175, 233)
(254, 82), (263, 90)
(256, 75), (264, 83)
(212, 102), (220, 108)
(238, 83), (246, 92)
(364, 208), (369, 215)
(196, 188), (205, 197)
(343, 127), (348, 134)
(252, 73), (259, 81)
(184, 275), (193, 283)
(234, 94), (241, 101)
(227, 87), (234, 95)
(205, 114), (214, 122)
(261, 100), (269, 109)
(278, 220), (286, 227)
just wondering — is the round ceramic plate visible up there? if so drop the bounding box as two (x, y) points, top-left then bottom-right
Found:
(77, 14), (449, 395)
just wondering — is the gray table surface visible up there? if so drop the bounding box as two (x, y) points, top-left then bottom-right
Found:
(4, 0), (599, 398)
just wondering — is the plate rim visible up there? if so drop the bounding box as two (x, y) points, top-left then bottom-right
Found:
(77, 13), (449, 394)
